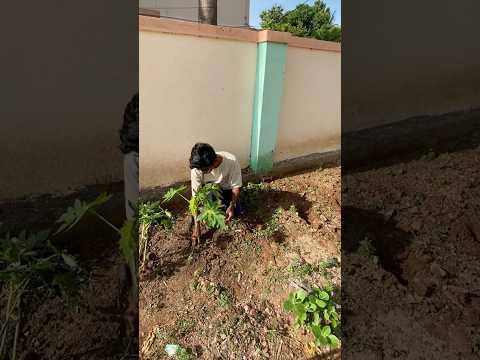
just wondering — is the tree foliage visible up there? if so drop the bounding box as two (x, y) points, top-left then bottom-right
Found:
(260, 1), (341, 42)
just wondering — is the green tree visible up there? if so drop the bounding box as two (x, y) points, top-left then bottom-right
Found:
(260, 1), (341, 42)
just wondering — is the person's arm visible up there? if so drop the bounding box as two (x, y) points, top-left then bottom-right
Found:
(226, 187), (241, 221)
(226, 159), (243, 221)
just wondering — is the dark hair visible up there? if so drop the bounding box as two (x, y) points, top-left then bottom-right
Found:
(119, 93), (139, 154)
(189, 143), (216, 170)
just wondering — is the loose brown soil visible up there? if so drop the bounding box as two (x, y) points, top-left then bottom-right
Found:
(0, 188), (137, 360)
(342, 145), (480, 359)
(17, 253), (136, 360)
(139, 167), (341, 359)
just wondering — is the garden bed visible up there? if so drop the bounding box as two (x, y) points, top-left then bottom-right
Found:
(139, 166), (341, 359)
(343, 141), (480, 358)
(0, 188), (138, 360)
(17, 251), (134, 360)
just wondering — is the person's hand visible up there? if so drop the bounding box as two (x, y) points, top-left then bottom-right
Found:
(226, 205), (234, 222)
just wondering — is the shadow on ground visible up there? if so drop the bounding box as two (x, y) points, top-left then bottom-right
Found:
(242, 187), (313, 225)
(342, 206), (413, 285)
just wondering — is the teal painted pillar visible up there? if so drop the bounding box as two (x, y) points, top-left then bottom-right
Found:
(250, 41), (287, 173)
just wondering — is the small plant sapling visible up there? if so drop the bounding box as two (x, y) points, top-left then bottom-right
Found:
(1, 192), (140, 359)
(56, 193), (139, 311)
(163, 184), (227, 232)
(283, 287), (341, 349)
(139, 201), (173, 269)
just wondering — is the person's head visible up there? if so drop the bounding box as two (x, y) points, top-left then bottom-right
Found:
(189, 143), (217, 172)
(123, 92), (138, 123)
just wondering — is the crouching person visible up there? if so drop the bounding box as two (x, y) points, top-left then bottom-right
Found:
(189, 143), (243, 243)
(118, 92), (139, 336)
(120, 93), (139, 220)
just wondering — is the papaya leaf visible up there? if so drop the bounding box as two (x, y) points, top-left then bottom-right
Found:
(162, 185), (187, 203)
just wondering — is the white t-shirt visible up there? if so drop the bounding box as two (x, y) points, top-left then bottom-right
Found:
(191, 151), (242, 195)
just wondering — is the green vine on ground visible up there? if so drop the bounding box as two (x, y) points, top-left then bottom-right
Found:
(283, 287), (341, 349)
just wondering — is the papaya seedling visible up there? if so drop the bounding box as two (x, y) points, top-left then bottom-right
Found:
(139, 201), (173, 269)
(1, 192), (139, 359)
(56, 193), (138, 307)
(283, 287), (341, 349)
(163, 184), (226, 230)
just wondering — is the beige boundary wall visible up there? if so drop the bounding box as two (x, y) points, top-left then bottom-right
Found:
(0, 2), (138, 200)
(140, 16), (341, 189)
(343, 1), (480, 132)
(139, 29), (257, 187)
(275, 46), (341, 162)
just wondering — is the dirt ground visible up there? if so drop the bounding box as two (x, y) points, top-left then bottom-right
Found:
(0, 186), (138, 359)
(139, 166), (341, 359)
(16, 252), (136, 360)
(342, 145), (480, 359)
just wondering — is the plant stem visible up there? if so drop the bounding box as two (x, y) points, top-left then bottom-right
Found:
(141, 224), (148, 269)
(179, 194), (190, 203)
(89, 209), (121, 234)
(12, 305), (20, 360)
(0, 282), (13, 357)
(3, 281), (12, 324)
(129, 262), (138, 304)
(0, 280), (26, 358)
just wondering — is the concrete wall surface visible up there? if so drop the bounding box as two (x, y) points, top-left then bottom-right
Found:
(139, 31), (257, 188)
(139, 16), (341, 189)
(275, 46), (341, 162)
(342, 0), (480, 132)
(0, 1), (138, 199)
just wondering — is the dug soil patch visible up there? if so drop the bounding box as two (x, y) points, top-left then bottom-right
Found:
(342, 144), (480, 359)
(140, 167), (341, 359)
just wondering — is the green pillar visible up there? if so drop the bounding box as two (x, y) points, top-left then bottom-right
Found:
(250, 41), (288, 173)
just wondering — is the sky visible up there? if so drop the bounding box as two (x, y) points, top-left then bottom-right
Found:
(249, 0), (341, 29)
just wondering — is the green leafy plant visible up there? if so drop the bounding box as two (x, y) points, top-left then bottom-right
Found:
(196, 199), (226, 230)
(56, 193), (138, 306)
(0, 230), (80, 358)
(283, 287), (340, 349)
(139, 201), (173, 269)
(55, 193), (112, 234)
(119, 219), (138, 302)
(1, 192), (139, 359)
(163, 184), (226, 230)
